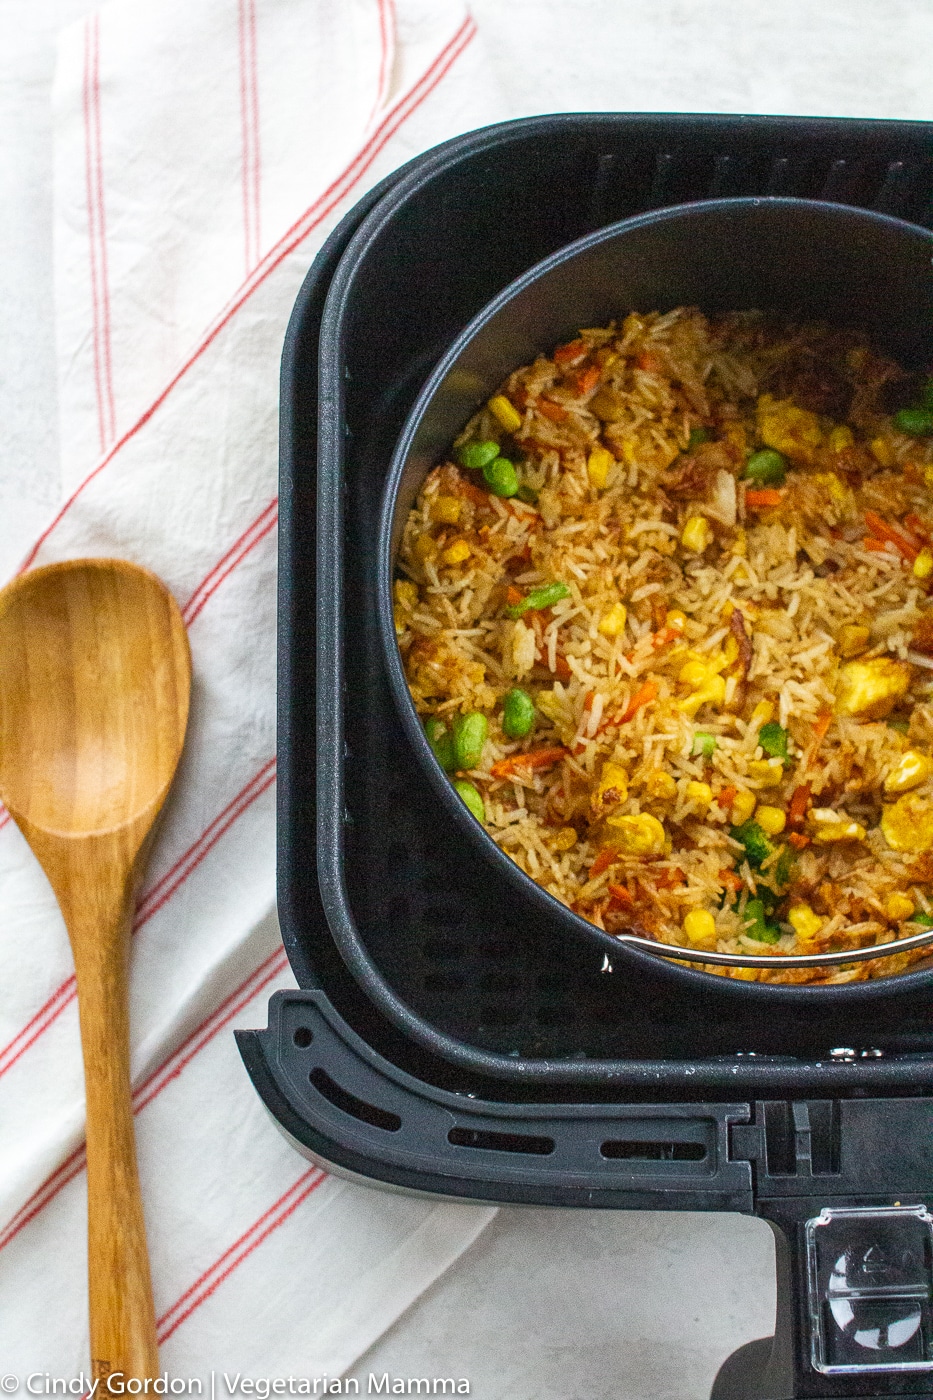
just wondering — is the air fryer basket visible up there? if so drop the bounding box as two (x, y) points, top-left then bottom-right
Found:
(241, 116), (933, 1399)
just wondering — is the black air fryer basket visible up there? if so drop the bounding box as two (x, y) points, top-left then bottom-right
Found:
(239, 116), (933, 1399)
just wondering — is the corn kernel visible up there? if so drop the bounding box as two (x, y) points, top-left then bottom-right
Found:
(808, 808), (866, 843)
(553, 826), (578, 852)
(431, 494), (462, 524)
(414, 532), (436, 561)
(488, 394), (522, 432)
(587, 444), (615, 490)
(598, 602), (628, 637)
(837, 624), (871, 659)
(748, 758), (784, 787)
(914, 548), (933, 580)
(665, 609), (687, 632)
(686, 780), (713, 808)
(605, 811), (667, 856)
(881, 793), (933, 853)
(925, 464), (933, 491)
(748, 700), (775, 731)
(828, 425), (854, 453)
(756, 805), (786, 836)
(788, 903), (824, 944)
(723, 633), (740, 665)
(442, 539), (471, 565)
(885, 749), (933, 796)
(732, 527), (748, 558)
(681, 515), (713, 553)
(679, 658), (710, 688)
(870, 435), (895, 468)
(683, 908), (718, 948)
(886, 892), (916, 921)
(644, 770), (677, 802)
(393, 579), (418, 610)
(731, 789), (757, 825)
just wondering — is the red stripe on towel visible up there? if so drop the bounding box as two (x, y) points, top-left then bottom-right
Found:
(182, 497), (278, 625)
(238, 0), (261, 271)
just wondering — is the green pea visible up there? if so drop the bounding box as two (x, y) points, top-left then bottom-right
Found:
(921, 380), (933, 411)
(457, 440), (500, 470)
(451, 711), (488, 770)
(453, 779), (486, 823)
(688, 427), (711, 449)
(424, 717), (455, 773)
(502, 687), (536, 739)
(894, 407), (933, 437)
(505, 581), (571, 619)
(758, 722), (790, 763)
(745, 449), (787, 485)
(482, 456), (519, 498)
(691, 731), (717, 759)
(742, 896), (781, 944)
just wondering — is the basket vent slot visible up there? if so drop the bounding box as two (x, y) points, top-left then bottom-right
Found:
(448, 1126), (555, 1156)
(601, 1138), (706, 1162)
(309, 1068), (401, 1132)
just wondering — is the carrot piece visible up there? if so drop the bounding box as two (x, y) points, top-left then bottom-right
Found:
(637, 351), (662, 374)
(490, 746), (567, 779)
(862, 537), (889, 553)
(905, 513), (931, 543)
(812, 709), (832, 745)
(719, 867), (743, 893)
(574, 364), (601, 396)
(608, 882), (634, 906)
(745, 488), (784, 509)
(553, 338), (588, 366)
(718, 785), (737, 809)
(864, 510), (919, 561)
(589, 847), (618, 878)
(538, 399), (568, 423)
(788, 832), (811, 850)
(650, 625), (680, 651)
(619, 679), (658, 724)
(787, 782), (812, 831)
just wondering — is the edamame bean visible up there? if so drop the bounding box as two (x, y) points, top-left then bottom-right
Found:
(502, 687), (536, 739)
(424, 717), (455, 772)
(457, 440), (500, 470)
(453, 779), (486, 823)
(452, 711), (488, 770)
(482, 456), (519, 498)
(744, 449), (787, 485)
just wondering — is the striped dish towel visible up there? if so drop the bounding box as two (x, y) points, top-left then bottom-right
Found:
(0, 0), (506, 1376)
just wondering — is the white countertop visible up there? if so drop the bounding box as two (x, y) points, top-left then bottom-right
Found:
(2, 1), (929, 1394)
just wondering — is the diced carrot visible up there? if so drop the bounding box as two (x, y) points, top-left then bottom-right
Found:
(589, 847), (618, 878)
(905, 513), (931, 543)
(788, 832), (811, 850)
(864, 510), (919, 561)
(536, 644), (572, 679)
(608, 882), (634, 906)
(574, 364), (601, 396)
(637, 351), (663, 374)
(862, 537), (889, 553)
(619, 679), (658, 724)
(553, 338), (588, 366)
(718, 785), (737, 809)
(719, 867), (743, 893)
(655, 868), (686, 890)
(650, 625), (680, 651)
(490, 747), (568, 779)
(506, 585), (523, 607)
(787, 782), (811, 831)
(538, 399), (568, 423)
(812, 709), (832, 745)
(583, 691), (595, 712)
(745, 488), (785, 509)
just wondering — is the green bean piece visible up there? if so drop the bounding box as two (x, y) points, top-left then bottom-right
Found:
(482, 456), (519, 498)
(454, 779), (486, 823)
(688, 427), (711, 449)
(451, 711), (488, 770)
(505, 581), (571, 619)
(744, 449), (787, 485)
(502, 687), (536, 739)
(691, 731), (717, 759)
(758, 721), (790, 763)
(730, 821), (773, 868)
(894, 407), (933, 437)
(424, 717), (455, 773)
(457, 440), (500, 470)
(742, 897), (781, 943)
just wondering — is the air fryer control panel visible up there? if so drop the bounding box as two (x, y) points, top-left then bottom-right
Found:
(806, 1206), (933, 1376)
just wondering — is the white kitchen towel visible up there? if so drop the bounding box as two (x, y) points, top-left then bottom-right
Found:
(0, 0), (508, 1376)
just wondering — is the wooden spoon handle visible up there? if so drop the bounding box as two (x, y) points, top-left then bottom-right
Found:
(69, 875), (159, 1382)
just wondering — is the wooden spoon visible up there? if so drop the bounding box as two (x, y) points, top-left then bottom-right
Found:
(0, 558), (191, 1382)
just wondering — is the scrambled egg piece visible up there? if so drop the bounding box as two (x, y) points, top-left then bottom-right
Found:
(835, 658), (912, 720)
(592, 761), (629, 818)
(884, 750), (933, 796)
(757, 394), (823, 465)
(605, 812), (667, 856)
(881, 793), (933, 853)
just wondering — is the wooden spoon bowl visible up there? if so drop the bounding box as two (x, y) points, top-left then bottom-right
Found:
(0, 558), (190, 1381)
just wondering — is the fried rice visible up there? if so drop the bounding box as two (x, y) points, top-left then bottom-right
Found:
(393, 308), (933, 984)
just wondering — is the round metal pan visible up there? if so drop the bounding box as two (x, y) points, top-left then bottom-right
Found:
(378, 196), (933, 1004)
